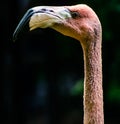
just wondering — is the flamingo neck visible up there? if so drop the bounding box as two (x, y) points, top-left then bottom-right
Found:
(82, 38), (104, 124)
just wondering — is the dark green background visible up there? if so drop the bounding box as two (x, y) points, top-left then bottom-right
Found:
(1, 0), (120, 124)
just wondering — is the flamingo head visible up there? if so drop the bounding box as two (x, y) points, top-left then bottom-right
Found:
(13, 4), (101, 45)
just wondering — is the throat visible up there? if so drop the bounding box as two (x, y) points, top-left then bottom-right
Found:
(82, 40), (104, 124)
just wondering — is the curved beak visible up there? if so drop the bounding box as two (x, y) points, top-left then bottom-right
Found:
(13, 6), (71, 42)
(13, 9), (34, 42)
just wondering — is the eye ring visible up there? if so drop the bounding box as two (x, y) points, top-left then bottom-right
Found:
(71, 11), (80, 19)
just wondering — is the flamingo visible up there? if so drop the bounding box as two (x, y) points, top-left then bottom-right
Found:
(13, 4), (104, 124)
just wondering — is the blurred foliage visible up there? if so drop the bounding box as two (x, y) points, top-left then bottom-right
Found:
(70, 79), (83, 96)
(108, 84), (120, 102)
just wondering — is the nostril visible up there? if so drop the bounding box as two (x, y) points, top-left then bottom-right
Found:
(49, 10), (54, 12)
(41, 8), (54, 13)
(41, 8), (47, 11)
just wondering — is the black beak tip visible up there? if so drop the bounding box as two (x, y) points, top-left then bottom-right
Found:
(12, 9), (34, 42)
(13, 32), (17, 42)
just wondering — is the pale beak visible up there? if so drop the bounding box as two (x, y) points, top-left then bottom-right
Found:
(13, 6), (71, 42)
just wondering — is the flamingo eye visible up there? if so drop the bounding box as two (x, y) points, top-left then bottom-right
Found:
(71, 11), (80, 18)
